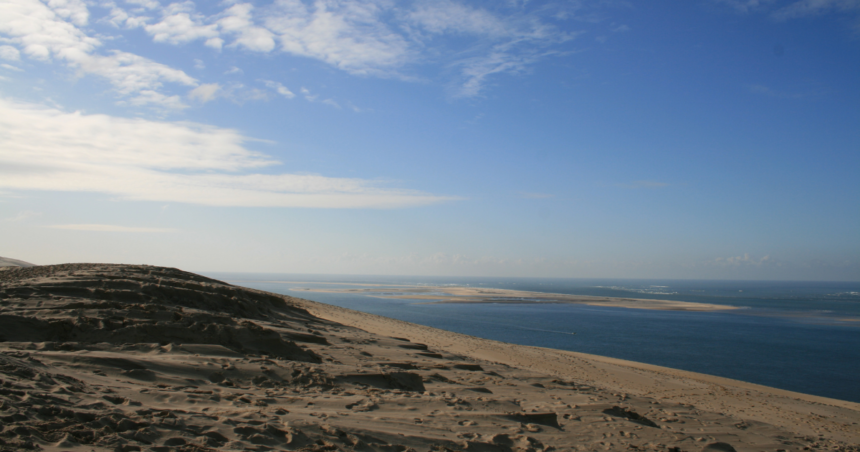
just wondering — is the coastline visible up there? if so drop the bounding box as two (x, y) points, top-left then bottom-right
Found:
(1, 264), (857, 451)
(293, 293), (860, 445)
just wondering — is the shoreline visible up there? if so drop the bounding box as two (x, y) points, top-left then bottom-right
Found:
(289, 285), (740, 312)
(291, 293), (860, 444)
(2, 264), (857, 451)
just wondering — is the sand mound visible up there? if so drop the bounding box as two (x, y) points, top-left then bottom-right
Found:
(0, 264), (857, 452)
(0, 256), (34, 268)
(0, 264), (320, 363)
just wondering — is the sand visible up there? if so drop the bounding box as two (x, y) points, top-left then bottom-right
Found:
(290, 286), (738, 312)
(0, 256), (35, 269)
(0, 264), (857, 452)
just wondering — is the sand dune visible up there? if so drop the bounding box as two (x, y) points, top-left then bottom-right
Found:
(0, 264), (857, 452)
(0, 256), (35, 268)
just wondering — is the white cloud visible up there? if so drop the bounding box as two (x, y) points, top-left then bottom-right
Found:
(102, 2), (151, 29)
(189, 83), (221, 102)
(262, 80), (295, 98)
(126, 89), (188, 109)
(218, 3), (276, 52)
(46, 224), (177, 232)
(45, 0), (90, 26)
(145, 11), (220, 46)
(406, 1), (510, 37)
(405, 1), (573, 97)
(0, 0), (100, 60)
(300, 86), (317, 101)
(3, 0), (586, 101)
(0, 98), (454, 208)
(294, 86), (339, 107)
(456, 48), (533, 97)
(1, 63), (23, 72)
(0, 45), (20, 61)
(264, 0), (411, 75)
(76, 51), (197, 95)
(126, 0), (161, 11)
(0, 0), (197, 108)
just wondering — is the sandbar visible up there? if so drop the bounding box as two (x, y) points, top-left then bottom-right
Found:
(293, 285), (740, 312)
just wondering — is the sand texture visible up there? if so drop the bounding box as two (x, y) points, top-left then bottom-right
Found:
(0, 264), (857, 452)
(289, 286), (737, 312)
(0, 256), (35, 268)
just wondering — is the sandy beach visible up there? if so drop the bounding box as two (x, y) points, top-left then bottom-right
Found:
(0, 264), (857, 452)
(290, 285), (739, 312)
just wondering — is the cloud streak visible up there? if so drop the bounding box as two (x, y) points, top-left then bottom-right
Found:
(0, 98), (455, 208)
(46, 224), (176, 233)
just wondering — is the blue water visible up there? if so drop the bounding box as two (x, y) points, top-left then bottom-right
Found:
(203, 273), (860, 403)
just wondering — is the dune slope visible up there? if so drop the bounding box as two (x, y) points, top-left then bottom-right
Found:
(0, 256), (34, 268)
(0, 264), (857, 452)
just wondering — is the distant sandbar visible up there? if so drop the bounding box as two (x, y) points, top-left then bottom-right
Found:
(292, 285), (739, 312)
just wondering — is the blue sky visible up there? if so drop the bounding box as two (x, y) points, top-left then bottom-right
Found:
(1, 0), (858, 280)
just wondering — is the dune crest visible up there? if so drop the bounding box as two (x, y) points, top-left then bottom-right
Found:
(0, 264), (857, 452)
(0, 256), (35, 268)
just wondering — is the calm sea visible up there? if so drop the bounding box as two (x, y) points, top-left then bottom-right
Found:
(203, 273), (860, 403)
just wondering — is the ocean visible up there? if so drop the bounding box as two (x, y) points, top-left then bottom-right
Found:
(203, 273), (860, 403)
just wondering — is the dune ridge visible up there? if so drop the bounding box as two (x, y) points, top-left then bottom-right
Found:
(0, 256), (35, 268)
(0, 264), (857, 452)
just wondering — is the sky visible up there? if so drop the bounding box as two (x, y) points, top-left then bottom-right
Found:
(1, 0), (858, 280)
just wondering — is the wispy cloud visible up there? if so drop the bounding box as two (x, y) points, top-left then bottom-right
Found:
(298, 86), (340, 108)
(46, 224), (176, 233)
(264, 0), (411, 76)
(188, 83), (221, 103)
(711, 253), (773, 266)
(262, 80), (295, 99)
(0, 0), (197, 108)
(1, 63), (22, 72)
(144, 6), (222, 49)
(0, 98), (454, 208)
(772, 0), (860, 20)
(2, 0), (624, 101)
(407, 1), (577, 97)
(0, 45), (20, 61)
(714, 0), (860, 24)
(713, 0), (778, 13)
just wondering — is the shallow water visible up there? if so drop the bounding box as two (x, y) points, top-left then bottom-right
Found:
(206, 273), (860, 403)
